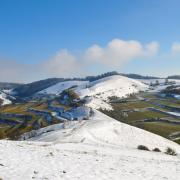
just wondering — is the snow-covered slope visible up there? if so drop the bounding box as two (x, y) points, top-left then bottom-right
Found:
(38, 80), (88, 95)
(138, 78), (180, 92)
(38, 75), (147, 110)
(26, 110), (180, 152)
(139, 78), (180, 86)
(77, 75), (147, 99)
(77, 75), (147, 110)
(0, 91), (11, 105)
(1, 110), (180, 180)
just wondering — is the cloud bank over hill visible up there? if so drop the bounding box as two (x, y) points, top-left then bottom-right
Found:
(171, 42), (180, 55)
(83, 39), (159, 67)
(0, 38), (178, 83)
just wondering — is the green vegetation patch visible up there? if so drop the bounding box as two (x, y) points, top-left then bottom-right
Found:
(137, 122), (180, 138)
(111, 101), (152, 110)
(123, 111), (166, 123)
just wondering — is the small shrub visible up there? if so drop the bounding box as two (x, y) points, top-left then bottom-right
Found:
(137, 145), (150, 151)
(165, 147), (177, 156)
(152, 148), (161, 152)
(33, 171), (38, 174)
(49, 152), (54, 156)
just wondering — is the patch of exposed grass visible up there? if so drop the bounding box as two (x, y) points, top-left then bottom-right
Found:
(174, 139), (180, 144)
(102, 108), (166, 124)
(101, 92), (180, 145)
(123, 111), (166, 123)
(138, 122), (180, 138)
(111, 101), (152, 110)
(0, 102), (34, 113)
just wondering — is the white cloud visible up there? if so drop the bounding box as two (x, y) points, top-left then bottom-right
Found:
(43, 49), (84, 77)
(84, 39), (159, 67)
(171, 42), (180, 55)
(0, 59), (39, 83)
(145, 41), (159, 55)
(0, 38), (160, 82)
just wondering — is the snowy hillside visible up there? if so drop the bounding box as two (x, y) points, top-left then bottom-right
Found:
(139, 78), (180, 92)
(1, 75), (179, 179)
(38, 75), (148, 110)
(24, 110), (180, 152)
(77, 75), (147, 98)
(38, 80), (88, 95)
(139, 78), (180, 85)
(0, 91), (11, 105)
(77, 75), (147, 110)
(0, 110), (180, 180)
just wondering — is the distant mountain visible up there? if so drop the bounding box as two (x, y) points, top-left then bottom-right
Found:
(121, 73), (160, 79)
(0, 82), (22, 90)
(167, 75), (180, 79)
(12, 78), (65, 97)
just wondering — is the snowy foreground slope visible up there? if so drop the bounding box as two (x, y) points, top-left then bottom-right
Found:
(1, 110), (180, 180)
(27, 110), (180, 152)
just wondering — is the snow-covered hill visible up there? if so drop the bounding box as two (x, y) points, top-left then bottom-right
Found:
(39, 77), (180, 97)
(138, 78), (180, 92)
(77, 75), (147, 98)
(38, 80), (89, 95)
(0, 91), (11, 105)
(38, 75), (147, 110)
(77, 75), (147, 109)
(24, 110), (180, 152)
(0, 110), (180, 180)
(1, 75), (179, 179)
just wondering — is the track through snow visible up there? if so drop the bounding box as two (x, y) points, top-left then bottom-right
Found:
(0, 110), (180, 180)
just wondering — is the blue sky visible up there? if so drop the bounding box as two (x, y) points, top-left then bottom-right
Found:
(0, 0), (180, 82)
